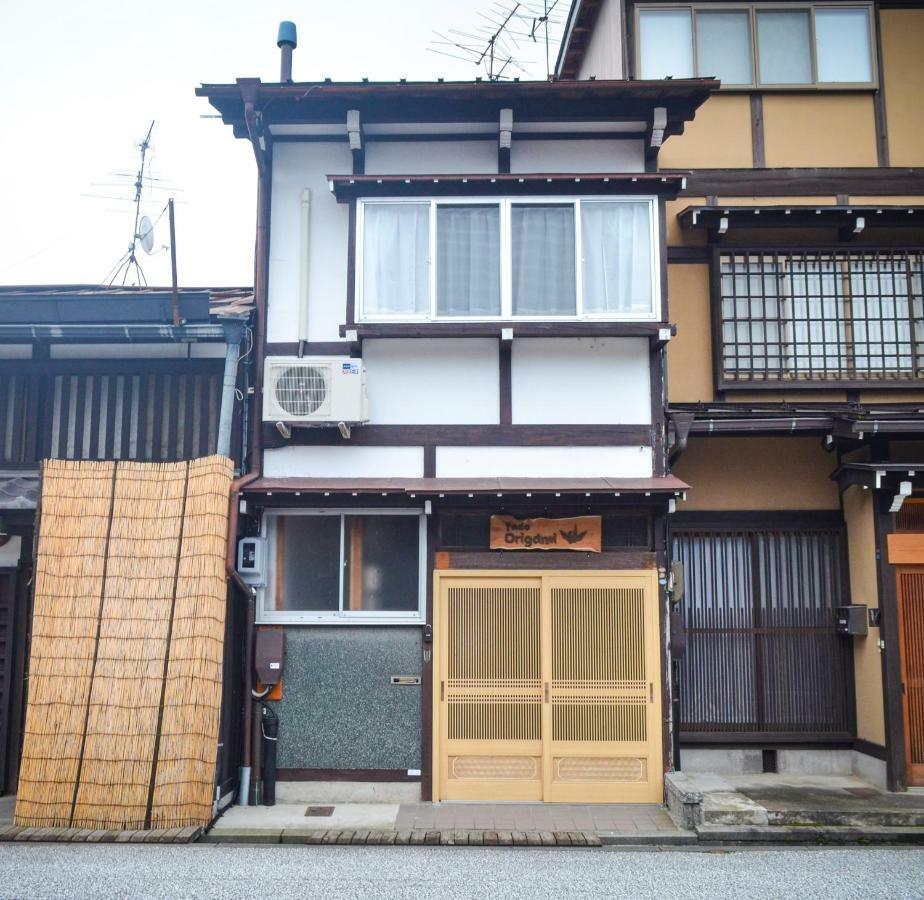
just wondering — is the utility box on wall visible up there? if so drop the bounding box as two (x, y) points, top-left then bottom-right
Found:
(836, 604), (869, 636)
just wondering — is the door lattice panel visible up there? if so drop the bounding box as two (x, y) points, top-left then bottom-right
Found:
(436, 571), (663, 804)
(898, 569), (924, 785)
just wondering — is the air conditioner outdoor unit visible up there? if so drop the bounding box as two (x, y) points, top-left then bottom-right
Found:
(263, 356), (369, 425)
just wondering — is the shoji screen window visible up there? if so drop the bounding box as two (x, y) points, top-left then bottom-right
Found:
(260, 510), (425, 624)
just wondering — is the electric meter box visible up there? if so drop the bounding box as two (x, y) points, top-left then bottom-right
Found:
(237, 537), (266, 584)
(836, 604), (868, 636)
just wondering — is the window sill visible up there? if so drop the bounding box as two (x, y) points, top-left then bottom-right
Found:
(342, 321), (674, 343)
(718, 377), (924, 391)
(256, 614), (425, 626)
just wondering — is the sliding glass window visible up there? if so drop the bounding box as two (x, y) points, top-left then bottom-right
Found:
(358, 197), (659, 322)
(637, 3), (875, 88)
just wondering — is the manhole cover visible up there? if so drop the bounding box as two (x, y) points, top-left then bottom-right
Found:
(305, 806), (334, 817)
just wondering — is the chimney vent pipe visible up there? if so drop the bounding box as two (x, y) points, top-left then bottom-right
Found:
(277, 21), (297, 82)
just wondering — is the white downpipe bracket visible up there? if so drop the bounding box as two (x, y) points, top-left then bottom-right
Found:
(298, 188), (312, 346)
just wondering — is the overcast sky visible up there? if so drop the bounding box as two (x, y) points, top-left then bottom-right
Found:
(1, 1), (564, 288)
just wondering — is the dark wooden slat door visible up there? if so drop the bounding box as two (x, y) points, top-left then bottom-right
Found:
(0, 570), (15, 795)
(898, 568), (924, 786)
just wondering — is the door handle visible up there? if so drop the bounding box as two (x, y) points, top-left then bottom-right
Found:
(441, 680), (445, 702)
(544, 682), (549, 704)
(649, 682), (654, 703)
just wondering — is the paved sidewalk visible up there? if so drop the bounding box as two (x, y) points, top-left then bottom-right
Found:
(395, 802), (675, 834)
(205, 800), (684, 846)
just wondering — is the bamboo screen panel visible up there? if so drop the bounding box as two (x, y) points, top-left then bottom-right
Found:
(15, 456), (232, 831)
(551, 586), (647, 744)
(673, 525), (853, 738)
(898, 571), (924, 776)
(446, 584), (542, 743)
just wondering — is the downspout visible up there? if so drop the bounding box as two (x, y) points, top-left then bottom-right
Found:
(226, 94), (271, 806)
(217, 319), (245, 459)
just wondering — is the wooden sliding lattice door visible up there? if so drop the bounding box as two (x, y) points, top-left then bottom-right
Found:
(898, 568), (924, 786)
(434, 571), (662, 803)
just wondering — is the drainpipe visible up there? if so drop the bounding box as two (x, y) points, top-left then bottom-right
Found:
(227, 85), (272, 806)
(217, 319), (245, 459)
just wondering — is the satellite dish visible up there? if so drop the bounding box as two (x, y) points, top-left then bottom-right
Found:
(138, 215), (155, 254)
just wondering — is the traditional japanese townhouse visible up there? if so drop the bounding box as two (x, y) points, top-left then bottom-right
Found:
(558, 0), (924, 791)
(199, 34), (717, 804)
(0, 285), (253, 800)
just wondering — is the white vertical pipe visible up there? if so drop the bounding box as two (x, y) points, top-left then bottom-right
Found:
(298, 189), (312, 348)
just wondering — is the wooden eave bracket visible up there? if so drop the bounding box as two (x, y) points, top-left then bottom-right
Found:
(498, 108), (513, 174)
(645, 107), (668, 164)
(240, 80), (270, 175)
(347, 109), (365, 175)
(650, 324), (676, 349)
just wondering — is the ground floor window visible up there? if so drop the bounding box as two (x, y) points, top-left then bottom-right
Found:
(672, 516), (855, 740)
(259, 510), (425, 624)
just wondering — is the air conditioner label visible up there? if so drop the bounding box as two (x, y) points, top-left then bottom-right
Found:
(341, 362), (359, 375)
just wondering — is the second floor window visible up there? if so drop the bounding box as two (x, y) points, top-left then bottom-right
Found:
(718, 250), (924, 386)
(358, 197), (659, 322)
(637, 3), (874, 88)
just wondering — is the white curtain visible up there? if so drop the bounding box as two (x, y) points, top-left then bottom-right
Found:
(362, 203), (430, 316)
(785, 258), (846, 376)
(511, 205), (576, 316)
(720, 255), (783, 375)
(850, 257), (913, 375)
(581, 201), (653, 315)
(436, 205), (501, 317)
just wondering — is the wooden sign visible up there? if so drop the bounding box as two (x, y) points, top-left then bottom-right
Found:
(490, 515), (601, 552)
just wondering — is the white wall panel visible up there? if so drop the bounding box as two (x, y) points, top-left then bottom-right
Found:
(263, 445), (424, 478)
(435, 446), (653, 478)
(511, 139), (644, 173)
(363, 339), (499, 424)
(512, 338), (651, 424)
(576, 0), (626, 79)
(268, 143), (352, 344)
(365, 141), (496, 174)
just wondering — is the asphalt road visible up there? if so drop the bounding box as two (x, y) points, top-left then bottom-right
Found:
(0, 844), (922, 899)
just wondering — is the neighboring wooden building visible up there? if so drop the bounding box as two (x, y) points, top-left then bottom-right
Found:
(558, 0), (924, 790)
(199, 71), (717, 803)
(0, 285), (253, 799)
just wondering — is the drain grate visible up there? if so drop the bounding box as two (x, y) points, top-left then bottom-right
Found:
(305, 805), (335, 817)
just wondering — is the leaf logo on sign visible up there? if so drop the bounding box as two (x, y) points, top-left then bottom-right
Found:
(559, 526), (589, 545)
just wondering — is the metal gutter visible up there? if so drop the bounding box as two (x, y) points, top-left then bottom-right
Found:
(0, 323), (229, 342)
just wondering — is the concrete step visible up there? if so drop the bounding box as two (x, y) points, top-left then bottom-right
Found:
(696, 824), (924, 845)
(767, 809), (924, 828)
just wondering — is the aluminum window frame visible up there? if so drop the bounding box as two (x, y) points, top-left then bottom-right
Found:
(634, 2), (878, 90)
(258, 507), (427, 625)
(355, 195), (661, 323)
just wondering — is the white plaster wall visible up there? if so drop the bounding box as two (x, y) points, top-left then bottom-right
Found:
(511, 140), (644, 173)
(268, 142), (352, 345)
(263, 445), (424, 478)
(435, 445), (653, 478)
(363, 339), (499, 424)
(576, 0), (626, 79)
(512, 338), (651, 425)
(365, 141), (497, 175)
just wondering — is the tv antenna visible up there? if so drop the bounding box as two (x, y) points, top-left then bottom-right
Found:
(430, 1), (565, 81)
(106, 121), (156, 286)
